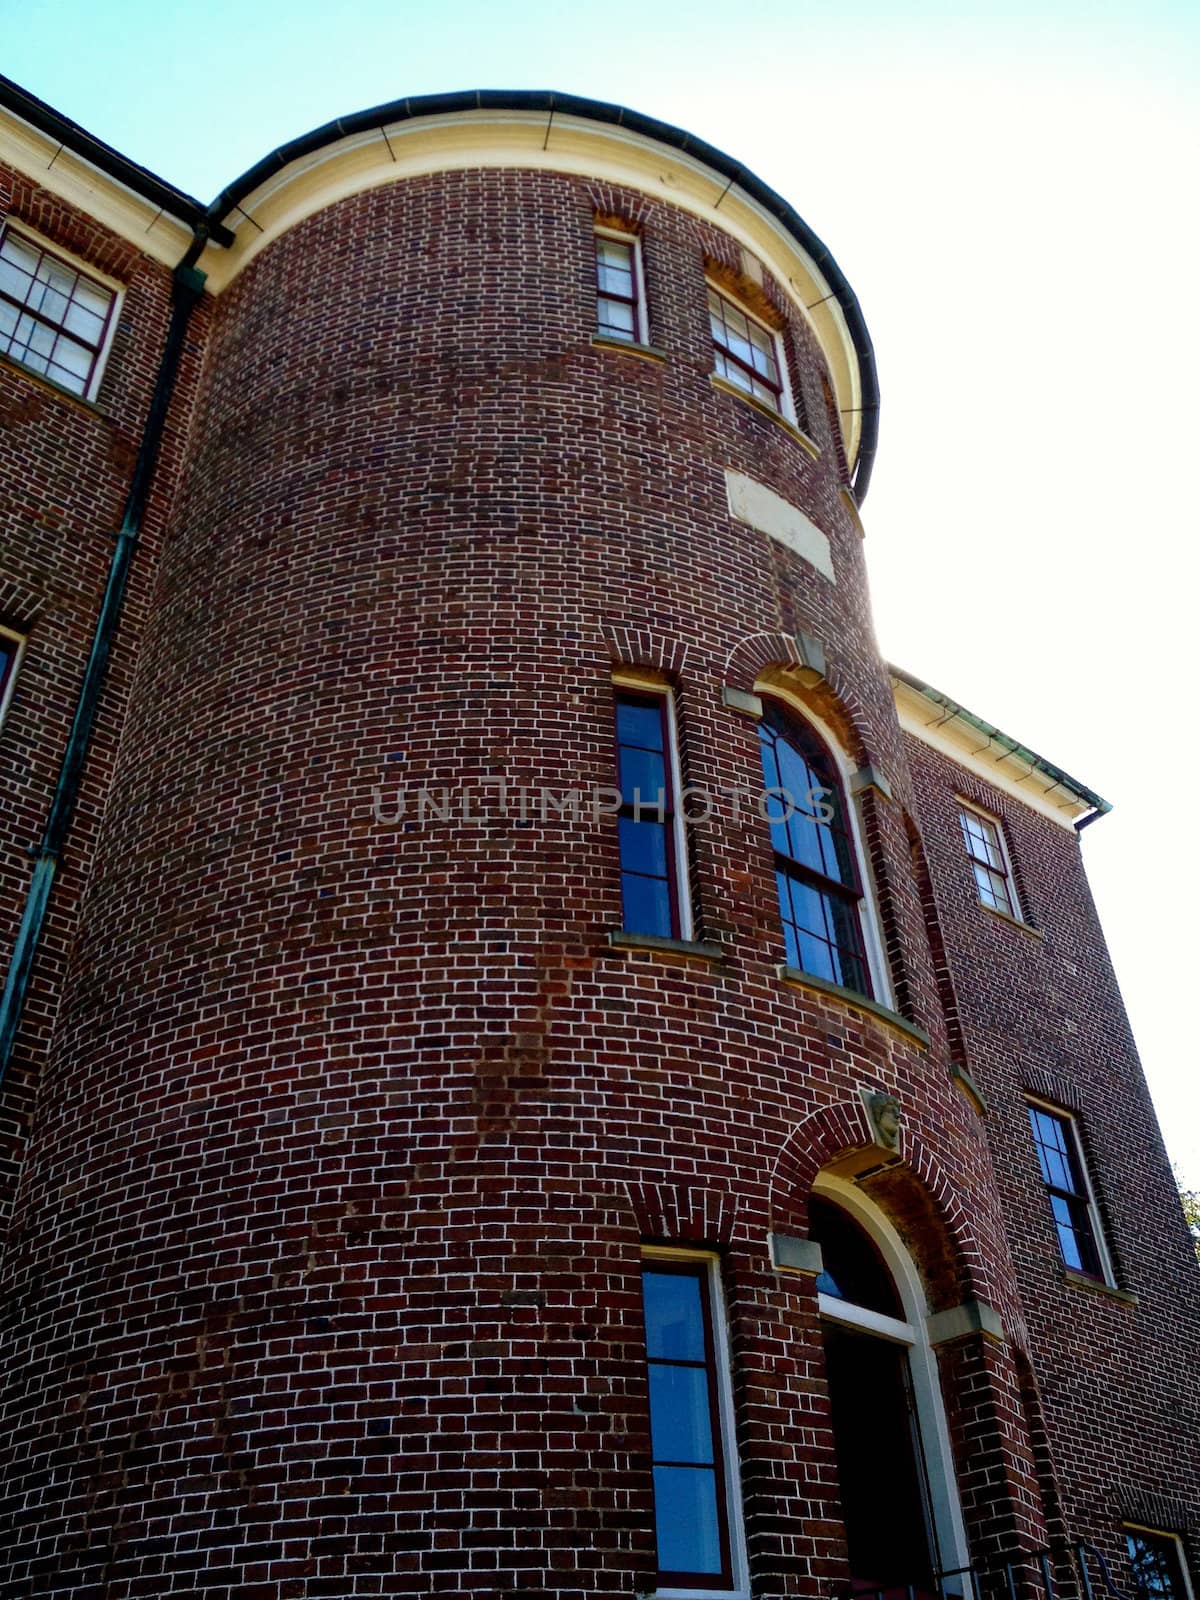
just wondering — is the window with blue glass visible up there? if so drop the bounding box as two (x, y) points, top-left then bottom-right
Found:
(1125, 1528), (1194, 1600)
(1027, 1102), (1109, 1280)
(0, 624), (24, 731)
(757, 701), (871, 996)
(615, 689), (684, 939)
(641, 1257), (742, 1591)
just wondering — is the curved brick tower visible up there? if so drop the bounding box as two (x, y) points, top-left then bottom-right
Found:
(0, 89), (1196, 1600)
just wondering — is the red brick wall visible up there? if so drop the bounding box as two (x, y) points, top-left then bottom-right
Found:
(903, 733), (1200, 1565)
(0, 167), (203, 1230)
(0, 157), (1189, 1597)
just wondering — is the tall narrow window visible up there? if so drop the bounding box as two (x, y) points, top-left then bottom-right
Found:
(614, 687), (688, 940)
(1126, 1528), (1195, 1600)
(595, 229), (645, 344)
(758, 701), (871, 995)
(0, 624), (24, 730)
(640, 1255), (745, 1593)
(708, 285), (786, 413)
(959, 804), (1020, 919)
(1027, 1102), (1110, 1281)
(0, 228), (117, 399)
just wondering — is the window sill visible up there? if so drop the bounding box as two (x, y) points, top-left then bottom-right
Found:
(0, 351), (106, 416)
(708, 374), (820, 458)
(608, 929), (725, 964)
(983, 902), (1044, 940)
(776, 965), (930, 1048)
(1062, 1268), (1137, 1307)
(591, 333), (668, 364)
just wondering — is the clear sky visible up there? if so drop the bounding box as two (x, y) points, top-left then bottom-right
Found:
(6, 0), (1199, 1185)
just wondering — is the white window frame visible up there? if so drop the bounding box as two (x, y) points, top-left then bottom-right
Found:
(957, 798), (1023, 922)
(706, 279), (796, 425)
(641, 1246), (749, 1600)
(612, 673), (693, 942)
(813, 1175), (974, 1597)
(0, 623), (25, 731)
(755, 685), (893, 1007)
(0, 223), (123, 403)
(1124, 1525), (1196, 1600)
(1026, 1096), (1117, 1287)
(595, 225), (649, 346)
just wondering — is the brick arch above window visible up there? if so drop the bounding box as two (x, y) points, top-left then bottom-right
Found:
(767, 1100), (995, 1310)
(625, 1180), (737, 1248)
(600, 623), (690, 682)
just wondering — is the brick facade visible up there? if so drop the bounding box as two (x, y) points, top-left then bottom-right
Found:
(0, 92), (1195, 1600)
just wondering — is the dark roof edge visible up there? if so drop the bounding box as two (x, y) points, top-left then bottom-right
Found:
(889, 663), (1112, 823)
(0, 70), (207, 224)
(205, 89), (879, 502)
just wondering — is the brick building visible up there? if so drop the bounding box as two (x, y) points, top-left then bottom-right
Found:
(0, 74), (1196, 1600)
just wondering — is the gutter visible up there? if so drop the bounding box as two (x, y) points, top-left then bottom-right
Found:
(889, 664), (1112, 831)
(0, 234), (210, 1088)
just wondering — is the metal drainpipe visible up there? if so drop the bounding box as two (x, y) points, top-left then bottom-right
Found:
(0, 230), (209, 1088)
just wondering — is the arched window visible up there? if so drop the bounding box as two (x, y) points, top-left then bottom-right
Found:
(757, 701), (872, 996)
(810, 1188), (971, 1600)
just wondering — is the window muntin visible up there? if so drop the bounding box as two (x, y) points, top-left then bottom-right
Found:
(0, 229), (117, 399)
(640, 1256), (745, 1593)
(959, 805), (1019, 919)
(758, 702), (870, 995)
(708, 286), (785, 412)
(596, 230), (644, 343)
(1126, 1528), (1195, 1600)
(0, 625), (24, 729)
(615, 688), (688, 940)
(1027, 1103), (1108, 1280)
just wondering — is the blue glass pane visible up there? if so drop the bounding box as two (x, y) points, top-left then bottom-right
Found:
(797, 929), (838, 984)
(616, 700), (664, 750)
(1051, 1197), (1084, 1270)
(648, 1365), (714, 1464)
(619, 817), (668, 877)
(621, 872), (672, 938)
(642, 1271), (705, 1360)
(652, 1466), (722, 1575)
(618, 746), (667, 811)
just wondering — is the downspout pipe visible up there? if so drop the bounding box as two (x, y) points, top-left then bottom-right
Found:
(0, 232), (209, 1088)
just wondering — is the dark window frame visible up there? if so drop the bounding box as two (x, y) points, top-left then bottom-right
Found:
(0, 225), (118, 400)
(614, 686), (685, 940)
(1027, 1101), (1109, 1281)
(640, 1255), (740, 1592)
(595, 228), (644, 344)
(1125, 1526), (1195, 1600)
(758, 699), (873, 997)
(0, 624), (25, 729)
(958, 802), (1020, 920)
(708, 283), (786, 414)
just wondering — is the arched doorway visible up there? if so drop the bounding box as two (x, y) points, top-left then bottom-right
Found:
(811, 1180), (972, 1599)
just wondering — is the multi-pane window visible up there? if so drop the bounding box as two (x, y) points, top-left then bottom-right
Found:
(614, 688), (687, 940)
(0, 625), (24, 729)
(1027, 1103), (1109, 1280)
(1126, 1528), (1195, 1600)
(758, 701), (871, 995)
(959, 805), (1019, 918)
(595, 230), (644, 344)
(640, 1257), (744, 1592)
(708, 286), (785, 412)
(0, 229), (117, 399)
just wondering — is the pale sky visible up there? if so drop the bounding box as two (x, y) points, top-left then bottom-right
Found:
(5, 0), (1199, 1186)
